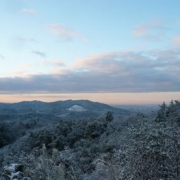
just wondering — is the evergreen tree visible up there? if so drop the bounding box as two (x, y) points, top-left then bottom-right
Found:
(105, 111), (114, 122)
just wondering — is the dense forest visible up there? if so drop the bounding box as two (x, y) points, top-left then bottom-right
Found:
(0, 100), (180, 179)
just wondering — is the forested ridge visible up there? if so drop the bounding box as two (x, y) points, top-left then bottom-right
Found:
(0, 100), (180, 179)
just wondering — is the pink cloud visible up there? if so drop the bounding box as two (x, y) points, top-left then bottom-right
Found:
(1, 49), (180, 94)
(48, 24), (88, 41)
(173, 35), (180, 43)
(132, 19), (167, 41)
(44, 60), (65, 67)
(172, 35), (180, 48)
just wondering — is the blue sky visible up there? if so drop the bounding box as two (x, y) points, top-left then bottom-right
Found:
(0, 0), (180, 104)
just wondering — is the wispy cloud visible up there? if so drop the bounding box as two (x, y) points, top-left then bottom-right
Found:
(172, 35), (180, 48)
(9, 63), (33, 77)
(173, 35), (180, 43)
(0, 55), (5, 60)
(42, 60), (65, 67)
(132, 19), (167, 41)
(32, 51), (46, 58)
(18, 37), (37, 43)
(0, 49), (180, 94)
(21, 8), (36, 15)
(48, 24), (88, 41)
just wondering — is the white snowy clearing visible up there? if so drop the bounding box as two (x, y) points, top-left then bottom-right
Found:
(68, 105), (86, 112)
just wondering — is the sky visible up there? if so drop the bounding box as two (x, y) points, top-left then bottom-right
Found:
(0, 0), (180, 105)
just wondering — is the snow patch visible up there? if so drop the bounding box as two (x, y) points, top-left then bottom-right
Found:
(68, 105), (86, 112)
(4, 163), (18, 172)
(3, 163), (23, 179)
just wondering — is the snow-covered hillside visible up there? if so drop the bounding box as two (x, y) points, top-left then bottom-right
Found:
(68, 105), (86, 112)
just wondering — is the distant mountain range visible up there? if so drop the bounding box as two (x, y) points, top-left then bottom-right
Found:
(0, 100), (130, 119)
